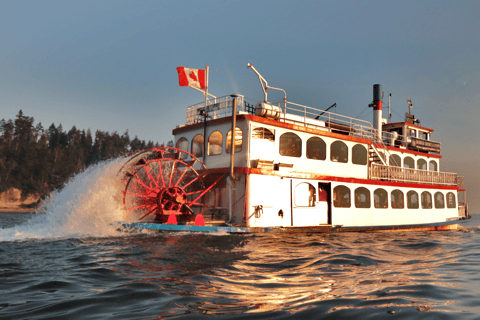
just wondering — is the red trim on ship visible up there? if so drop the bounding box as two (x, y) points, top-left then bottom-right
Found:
(374, 144), (442, 159)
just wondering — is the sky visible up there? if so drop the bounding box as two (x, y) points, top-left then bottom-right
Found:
(1, 0), (480, 212)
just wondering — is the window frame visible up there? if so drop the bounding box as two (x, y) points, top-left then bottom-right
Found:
(208, 130), (223, 156)
(389, 154), (401, 167)
(417, 159), (427, 170)
(306, 137), (327, 161)
(226, 127), (243, 154)
(331, 140), (348, 163)
(333, 185), (351, 208)
(446, 192), (456, 208)
(352, 144), (367, 165)
(279, 132), (302, 158)
(294, 183), (317, 207)
(175, 137), (189, 159)
(191, 134), (204, 157)
(374, 188), (388, 209)
(407, 190), (419, 209)
(421, 191), (433, 209)
(252, 126), (275, 141)
(404, 156), (415, 169)
(391, 189), (405, 209)
(434, 192), (445, 209)
(354, 187), (371, 208)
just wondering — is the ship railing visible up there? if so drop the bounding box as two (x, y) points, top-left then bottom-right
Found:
(283, 101), (378, 139)
(186, 95), (247, 125)
(457, 176), (465, 189)
(281, 102), (395, 147)
(369, 163), (458, 186)
(283, 101), (403, 166)
(185, 96), (440, 157)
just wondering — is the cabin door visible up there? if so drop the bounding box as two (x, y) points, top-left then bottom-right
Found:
(291, 180), (329, 227)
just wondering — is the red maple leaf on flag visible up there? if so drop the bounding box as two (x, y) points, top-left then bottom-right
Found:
(188, 71), (197, 82)
(177, 66), (206, 89)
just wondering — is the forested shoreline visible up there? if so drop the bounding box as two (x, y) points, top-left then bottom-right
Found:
(0, 110), (161, 205)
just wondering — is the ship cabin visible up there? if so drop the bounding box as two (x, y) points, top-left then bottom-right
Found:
(172, 89), (467, 229)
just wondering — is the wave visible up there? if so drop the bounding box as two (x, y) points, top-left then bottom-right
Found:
(0, 158), (127, 241)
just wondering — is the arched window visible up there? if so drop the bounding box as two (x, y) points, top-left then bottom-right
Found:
(208, 131), (223, 156)
(279, 132), (302, 158)
(294, 183), (316, 207)
(435, 192), (445, 209)
(417, 159), (427, 170)
(252, 127), (275, 141)
(191, 134), (204, 157)
(407, 190), (419, 209)
(354, 187), (370, 208)
(226, 127), (242, 153)
(333, 185), (351, 208)
(391, 189), (404, 209)
(378, 151), (387, 163)
(331, 141), (348, 163)
(306, 137), (326, 160)
(374, 188), (388, 209)
(421, 191), (432, 209)
(447, 192), (456, 208)
(175, 137), (188, 159)
(429, 160), (438, 172)
(352, 144), (367, 165)
(389, 154), (401, 167)
(404, 156), (414, 169)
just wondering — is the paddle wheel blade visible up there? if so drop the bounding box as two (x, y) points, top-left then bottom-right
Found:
(121, 147), (208, 224)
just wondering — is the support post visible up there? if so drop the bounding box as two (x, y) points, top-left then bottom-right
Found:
(227, 97), (238, 223)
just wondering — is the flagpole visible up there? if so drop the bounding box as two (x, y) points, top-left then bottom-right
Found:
(203, 65), (209, 166)
(205, 65), (209, 103)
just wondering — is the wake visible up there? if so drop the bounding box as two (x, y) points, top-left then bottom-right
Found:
(0, 158), (127, 241)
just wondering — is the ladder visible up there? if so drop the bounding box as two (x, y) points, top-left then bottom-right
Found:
(356, 125), (399, 167)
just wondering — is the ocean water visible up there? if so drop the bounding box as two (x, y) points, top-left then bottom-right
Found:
(1, 160), (480, 319)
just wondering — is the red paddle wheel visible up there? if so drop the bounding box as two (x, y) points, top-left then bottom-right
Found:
(119, 147), (208, 225)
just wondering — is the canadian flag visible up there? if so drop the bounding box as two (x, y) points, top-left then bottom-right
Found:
(176, 67), (206, 90)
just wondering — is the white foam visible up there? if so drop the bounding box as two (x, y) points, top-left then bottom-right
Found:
(0, 158), (127, 241)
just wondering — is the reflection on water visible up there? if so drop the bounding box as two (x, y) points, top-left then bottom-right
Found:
(110, 225), (479, 318)
(1, 155), (478, 319)
(1, 215), (480, 319)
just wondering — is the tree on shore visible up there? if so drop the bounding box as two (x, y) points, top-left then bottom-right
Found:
(0, 110), (160, 200)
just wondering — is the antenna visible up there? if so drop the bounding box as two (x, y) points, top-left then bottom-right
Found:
(388, 93), (392, 123)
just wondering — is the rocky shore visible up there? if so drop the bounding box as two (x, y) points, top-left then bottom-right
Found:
(0, 188), (40, 213)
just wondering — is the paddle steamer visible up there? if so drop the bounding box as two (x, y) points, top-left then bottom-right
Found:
(120, 64), (469, 233)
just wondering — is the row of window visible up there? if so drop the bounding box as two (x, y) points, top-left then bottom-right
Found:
(333, 185), (456, 209)
(176, 128), (243, 158)
(176, 126), (438, 170)
(261, 129), (437, 170)
(278, 132), (368, 164)
(388, 154), (437, 171)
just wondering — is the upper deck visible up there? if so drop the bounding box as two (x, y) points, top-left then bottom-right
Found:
(174, 94), (460, 188)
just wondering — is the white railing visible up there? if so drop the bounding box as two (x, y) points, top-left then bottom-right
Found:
(457, 176), (465, 189)
(184, 96), (440, 154)
(369, 163), (458, 186)
(186, 95), (246, 125)
(280, 101), (443, 153)
(282, 101), (381, 140)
